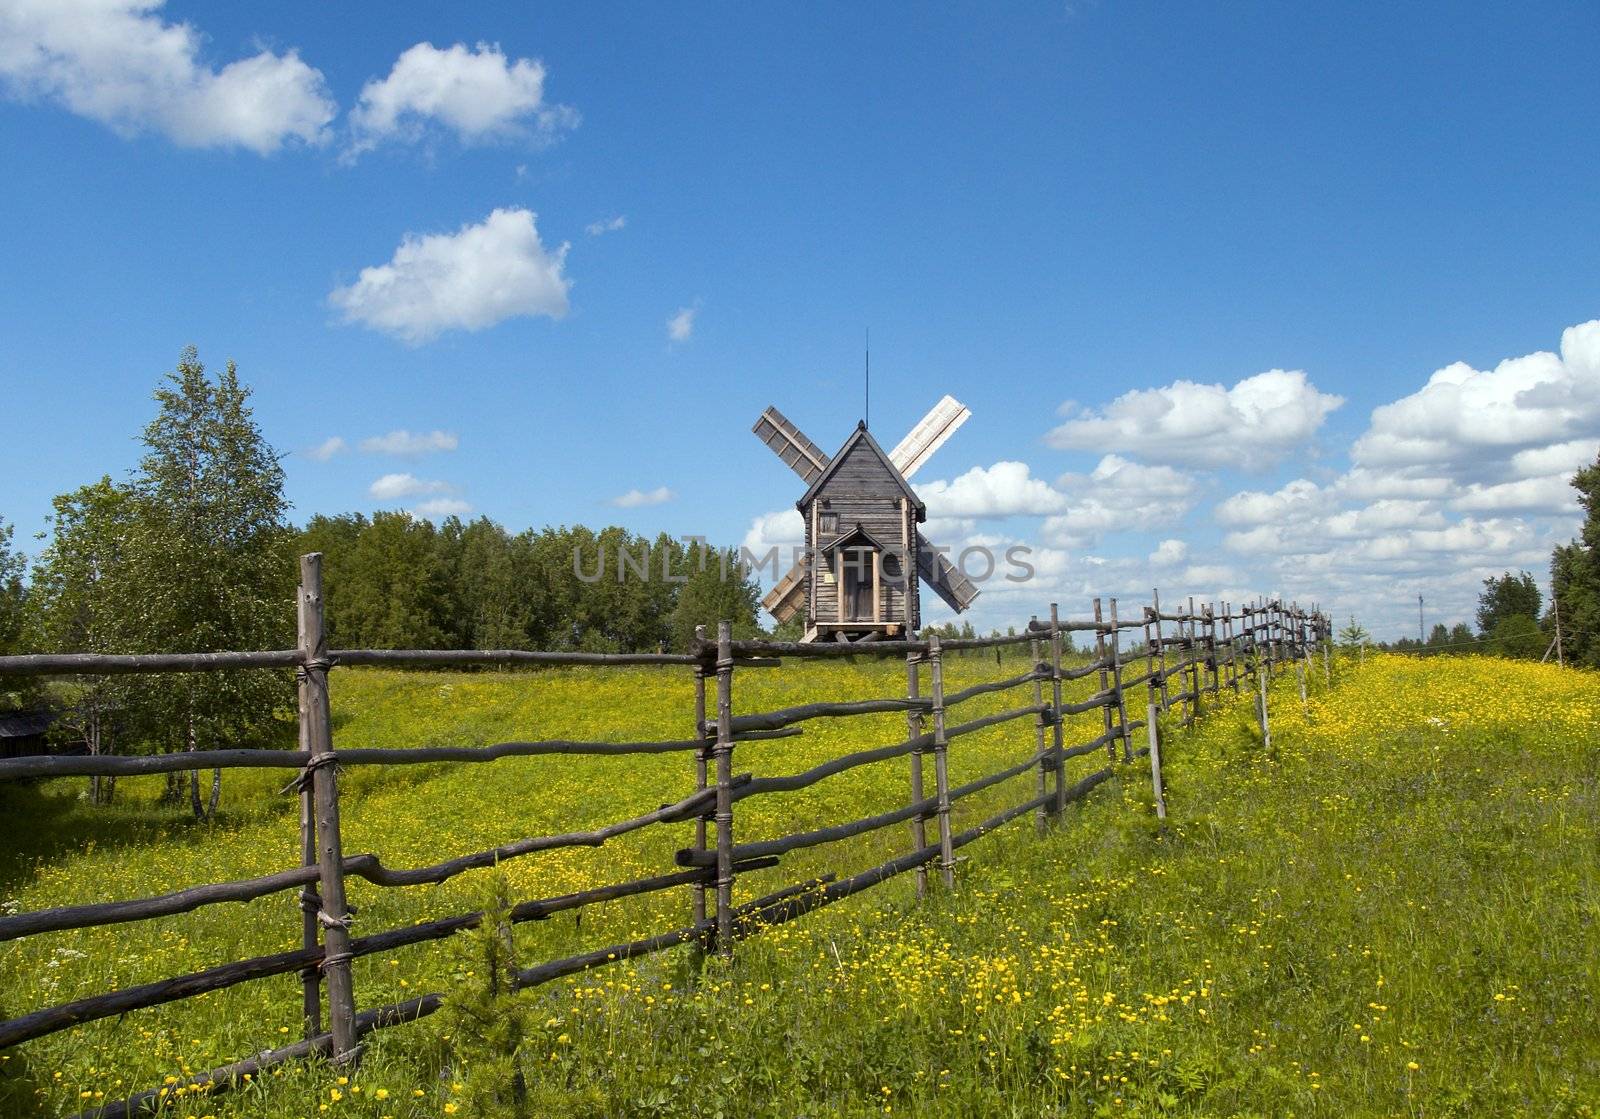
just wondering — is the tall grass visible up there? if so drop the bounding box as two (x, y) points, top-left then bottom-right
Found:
(3, 653), (1597, 1116)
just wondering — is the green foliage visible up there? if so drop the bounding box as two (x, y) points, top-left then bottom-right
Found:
(1489, 613), (1545, 659)
(1476, 570), (1541, 636)
(1336, 616), (1369, 648)
(0, 515), (35, 713)
(26, 352), (295, 814)
(296, 518), (761, 653)
(3, 655), (1598, 1116)
(1549, 449), (1600, 667)
(439, 877), (531, 1117)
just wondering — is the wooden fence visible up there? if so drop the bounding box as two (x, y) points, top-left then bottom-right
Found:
(0, 553), (1329, 1118)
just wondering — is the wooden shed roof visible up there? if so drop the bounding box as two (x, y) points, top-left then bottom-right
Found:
(797, 422), (926, 519)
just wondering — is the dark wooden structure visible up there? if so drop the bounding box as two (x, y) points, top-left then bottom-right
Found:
(752, 397), (981, 642)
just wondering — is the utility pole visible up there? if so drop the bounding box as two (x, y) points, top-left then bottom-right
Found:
(1418, 594), (1424, 645)
(1554, 592), (1564, 667)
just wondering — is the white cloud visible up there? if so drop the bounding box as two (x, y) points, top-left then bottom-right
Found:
(1334, 468), (1455, 502)
(369, 473), (451, 500)
(667, 306), (697, 343)
(349, 41), (576, 155)
(329, 208), (570, 344)
(1352, 320), (1600, 472)
(609, 486), (674, 508)
(1046, 369), (1344, 470)
(1056, 454), (1196, 501)
(586, 215), (626, 236)
(1149, 539), (1187, 567)
(1448, 474), (1578, 515)
(0, 0), (335, 153)
(411, 497), (472, 520)
(1508, 439), (1597, 479)
(1215, 478), (1328, 526)
(917, 462), (1067, 518)
(305, 436), (346, 462)
(740, 509), (806, 586)
(360, 429), (459, 455)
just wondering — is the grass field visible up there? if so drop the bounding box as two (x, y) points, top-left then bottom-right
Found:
(3, 651), (1598, 1117)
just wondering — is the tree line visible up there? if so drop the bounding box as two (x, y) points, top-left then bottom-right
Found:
(0, 350), (760, 814)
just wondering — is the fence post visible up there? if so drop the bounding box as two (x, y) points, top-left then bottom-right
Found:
(294, 583), (322, 1041)
(1151, 589), (1170, 714)
(1322, 612), (1332, 685)
(298, 552), (357, 1062)
(1257, 655), (1272, 754)
(1147, 700), (1166, 820)
(1187, 596), (1202, 723)
(1092, 598), (1116, 752)
(691, 624), (709, 934)
(1205, 603), (1219, 696)
(906, 648), (929, 899)
(1030, 623), (1048, 836)
(1049, 603), (1066, 818)
(1109, 598), (1132, 762)
(713, 621), (736, 957)
(928, 635), (956, 889)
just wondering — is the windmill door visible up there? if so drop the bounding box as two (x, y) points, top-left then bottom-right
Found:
(841, 547), (874, 621)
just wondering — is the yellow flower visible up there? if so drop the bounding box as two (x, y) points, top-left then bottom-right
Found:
(1407, 1061), (1420, 1071)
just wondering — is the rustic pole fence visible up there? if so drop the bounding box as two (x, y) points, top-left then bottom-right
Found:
(928, 634), (956, 889)
(906, 648), (928, 899)
(1049, 603), (1066, 818)
(0, 576), (1334, 1119)
(293, 583), (321, 1041)
(298, 554), (359, 1063)
(1030, 624), (1048, 835)
(692, 624), (710, 933)
(713, 621), (737, 957)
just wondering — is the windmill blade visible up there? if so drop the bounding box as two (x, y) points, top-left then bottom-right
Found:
(753, 406), (830, 484)
(917, 544), (980, 613)
(889, 395), (971, 480)
(761, 561), (807, 623)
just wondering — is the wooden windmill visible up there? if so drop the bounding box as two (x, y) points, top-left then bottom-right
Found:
(752, 396), (979, 642)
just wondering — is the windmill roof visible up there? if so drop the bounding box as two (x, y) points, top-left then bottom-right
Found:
(797, 422), (926, 519)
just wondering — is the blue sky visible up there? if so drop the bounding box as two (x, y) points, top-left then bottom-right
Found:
(2, 1), (1598, 639)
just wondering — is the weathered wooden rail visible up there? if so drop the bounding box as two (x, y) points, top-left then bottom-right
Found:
(0, 555), (1328, 1118)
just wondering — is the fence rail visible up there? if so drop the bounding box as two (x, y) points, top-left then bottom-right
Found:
(0, 556), (1328, 1119)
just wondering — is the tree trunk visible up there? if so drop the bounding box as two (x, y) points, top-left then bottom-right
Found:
(187, 713), (204, 821)
(207, 767), (222, 819)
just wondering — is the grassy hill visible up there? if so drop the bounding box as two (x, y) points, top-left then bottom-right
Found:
(3, 653), (1598, 1116)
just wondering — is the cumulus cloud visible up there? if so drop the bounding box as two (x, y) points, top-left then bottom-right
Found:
(360, 429), (459, 455)
(1215, 479), (1329, 526)
(369, 473), (451, 500)
(349, 41), (577, 155)
(304, 436), (346, 462)
(1448, 474), (1579, 514)
(0, 0), (336, 153)
(740, 509), (806, 585)
(329, 208), (570, 344)
(1150, 539), (1188, 567)
(586, 215), (626, 236)
(917, 462), (1067, 518)
(1056, 454), (1196, 501)
(667, 306), (696, 343)
(1352, 321), (1600, 473)
(609, 486), (674, 508)
(1046, 369), (1344, 470)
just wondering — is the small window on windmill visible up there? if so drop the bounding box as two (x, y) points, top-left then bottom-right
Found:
(819, 506), (838, 535)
